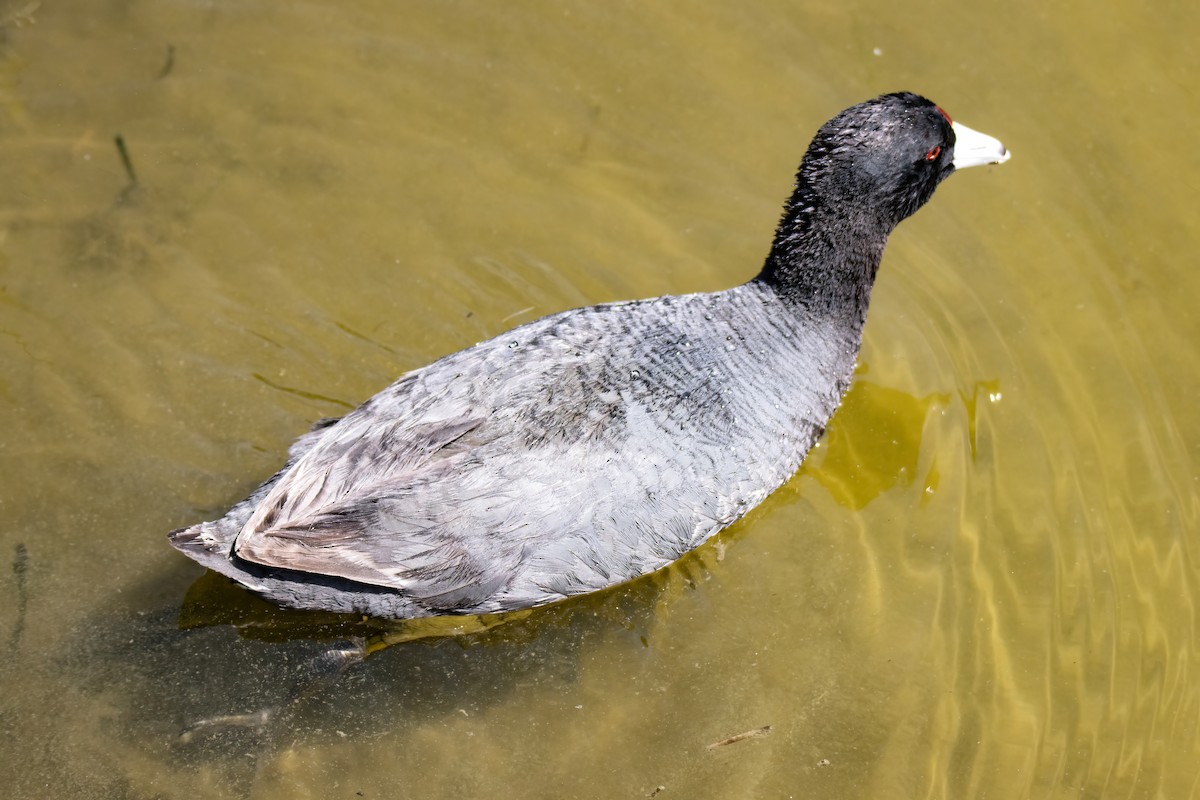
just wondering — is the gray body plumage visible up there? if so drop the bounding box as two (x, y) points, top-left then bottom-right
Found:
(169, 92), (1009, 619)
(174, 284), (855, 618)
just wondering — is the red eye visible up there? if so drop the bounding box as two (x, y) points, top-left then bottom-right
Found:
(925, 145), (941, 161)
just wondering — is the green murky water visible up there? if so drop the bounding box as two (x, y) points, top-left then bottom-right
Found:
(2, 1), (1198, 798)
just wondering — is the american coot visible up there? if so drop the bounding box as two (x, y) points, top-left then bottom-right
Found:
(170, 92), (1009, 619)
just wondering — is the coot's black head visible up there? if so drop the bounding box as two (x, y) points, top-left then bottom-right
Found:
(800, 92), (965, 229)
(759, 92), (1008, 314)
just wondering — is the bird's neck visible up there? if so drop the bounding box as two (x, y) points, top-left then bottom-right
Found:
(752, 179), (893, 330)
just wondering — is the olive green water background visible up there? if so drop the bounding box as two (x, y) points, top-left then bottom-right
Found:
(2, 1), (1198, 798)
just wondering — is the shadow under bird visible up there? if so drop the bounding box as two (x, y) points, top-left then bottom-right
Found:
(170, 91), (1010, 619)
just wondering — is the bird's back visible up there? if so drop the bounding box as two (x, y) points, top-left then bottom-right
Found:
(171, 281), (857, 617)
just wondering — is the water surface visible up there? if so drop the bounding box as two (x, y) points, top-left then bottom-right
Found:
(1, 1), (1198, 798)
